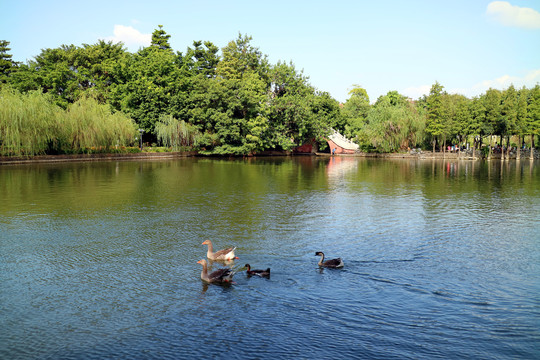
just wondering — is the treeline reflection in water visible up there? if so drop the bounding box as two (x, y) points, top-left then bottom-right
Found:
(0, 157), (538, 359)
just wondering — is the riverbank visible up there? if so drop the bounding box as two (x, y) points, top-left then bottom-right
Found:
(0, 151), (198, 165)
(317, 149), (540, 160)
(1, 149), (538, 165)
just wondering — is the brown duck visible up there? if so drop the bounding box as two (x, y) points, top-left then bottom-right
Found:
(245, 264), (270, 277)
(202, 239), (238, 261)
(197, 259), (234, 283)
(315, 251), (344, 268)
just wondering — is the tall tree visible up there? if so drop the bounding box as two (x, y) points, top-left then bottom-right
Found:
(500, 84), (518, 159)
(183, 40), (220, 77)
(341, 85), (370, 144)
(151, 25), (172, 51)
(0, 40), (17, 83)
(515, 87), (529, 159)
(468, 96), (485, 156)
(216, 33), (269, 83)
(526, 85), (540, 159)
(110, 46), (182, 134)
(265, 61), (316, 151)
(482, 88), (502, 157)
(425, 82), (445, 152)
(452, 95), (472, 155)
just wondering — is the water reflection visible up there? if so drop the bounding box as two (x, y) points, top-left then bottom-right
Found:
(0, 157), (538, 360)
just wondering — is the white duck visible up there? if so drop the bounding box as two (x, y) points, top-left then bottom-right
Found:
(202, 239), (238, 261)
(197, 259), (234, 283)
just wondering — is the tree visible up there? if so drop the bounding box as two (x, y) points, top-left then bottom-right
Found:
(526, 85), (540, 159)
(341, 85), (371, 146)
(151, 25), (172, 51)
(185, 34), (271, 155)
(265, 61), (319, 151)
(0, 40), (17, 83)
(216, 33), (269, 83)
(364, 92), (424, 152)
(468, 96), (485, 156)
(514, 87), (529, 160)
(500, 84), (518, 159)
(451, 95), (471, 155)
(109, 46), (183, 135)
(183, 40), (220, 77)
(425, 82), (445, 152)
(482, 88), (502, 157)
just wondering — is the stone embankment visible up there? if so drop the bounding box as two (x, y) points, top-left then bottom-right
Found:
(0, 151), (197, 165)
(327, 148), (540, 160)
(1, 149), (538, 165)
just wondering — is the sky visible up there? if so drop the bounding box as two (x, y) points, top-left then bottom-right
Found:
(1, 0), (540, 103)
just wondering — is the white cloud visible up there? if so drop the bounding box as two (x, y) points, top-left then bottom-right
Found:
(450, 69), (540, 97)
(401, 84), (432, 100)
(486, 1), (540, 29)
(400, 69), (540, 99)
(102, 25), (151, 48)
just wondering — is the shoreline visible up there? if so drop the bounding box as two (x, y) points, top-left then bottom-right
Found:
(0, 151), (198, 165)
(1, 150), (538, 165)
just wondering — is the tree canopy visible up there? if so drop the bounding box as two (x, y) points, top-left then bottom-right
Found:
(1, 26), (539, 156)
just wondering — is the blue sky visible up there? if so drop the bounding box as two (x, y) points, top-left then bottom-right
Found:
(2, 0), (539, 103)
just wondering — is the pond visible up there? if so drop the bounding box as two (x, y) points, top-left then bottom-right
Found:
(1, 156), (539, 359)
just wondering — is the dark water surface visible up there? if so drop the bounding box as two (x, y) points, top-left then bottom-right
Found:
(1, 157), (539, 359)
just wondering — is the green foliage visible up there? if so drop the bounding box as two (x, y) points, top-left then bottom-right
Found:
(341, 85), (370, 137)
(0, 87), (59, 155)
(156, 114), (201, 150)
(110, 44), (184, 134)
(64, 95), (137, 152)
(0, 40), (17, 83)
(3, 29), (539, 156)
(363, 93), (425, 152)
(527, 85), (540, 144)
(151, 25), (172, 51)
(183, 40), (220, 77)
(481, 88), (501, 137)
(0, 87), (136, 156)
(425, 81), (445, 140)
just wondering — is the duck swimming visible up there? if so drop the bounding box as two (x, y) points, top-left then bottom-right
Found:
(197, 259), (234, 283)
(245, 264), (270, 277)
(315, 251), (344, 268)
(202, 239), (238, 261)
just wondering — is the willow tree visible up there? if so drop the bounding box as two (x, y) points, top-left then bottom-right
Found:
(365, 92), (425, 152)
(0, 87), (60, 156)
(156, 114), (201, 150)
(63, 95), (137, 152)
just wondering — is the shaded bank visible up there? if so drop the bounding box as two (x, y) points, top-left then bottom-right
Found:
(1, 149), (538, 166)
(0, 151), (197, 165)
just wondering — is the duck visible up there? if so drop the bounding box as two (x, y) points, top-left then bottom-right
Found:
(197, 259), (234, 283)
(202, 239), (238, 261)
(245, 264), (270, 277)
(315, 251), (344, 268)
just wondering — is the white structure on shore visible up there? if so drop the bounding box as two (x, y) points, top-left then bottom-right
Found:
(328, 129), (359, 152)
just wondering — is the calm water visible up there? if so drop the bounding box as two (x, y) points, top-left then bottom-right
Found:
(1, 157), (539, 359)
